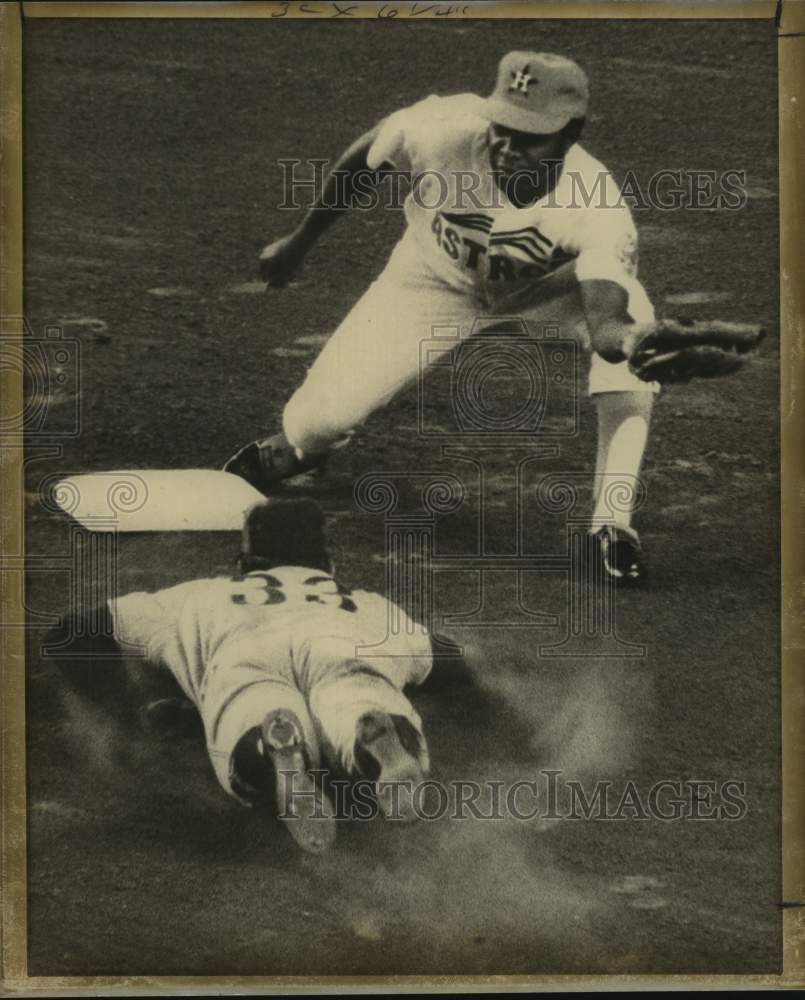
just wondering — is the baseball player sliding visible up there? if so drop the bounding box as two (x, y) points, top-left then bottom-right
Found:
(47, 500), (433, 855)
(225, 50), (762, 585)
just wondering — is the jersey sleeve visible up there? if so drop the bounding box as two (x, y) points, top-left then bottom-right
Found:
(573, 175), (640, 287)
(366, 109), (410, 172)
(110, 580), (201, 661)
(366, 94), (443, 173)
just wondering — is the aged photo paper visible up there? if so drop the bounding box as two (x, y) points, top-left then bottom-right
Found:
(1, 0), (802, 993)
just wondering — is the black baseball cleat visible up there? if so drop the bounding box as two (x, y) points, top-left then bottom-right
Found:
(260, 708), (335, 854)
(588, 524), (645, 586)
(353, 711), (426, 823)
(223, 431), (327, 494)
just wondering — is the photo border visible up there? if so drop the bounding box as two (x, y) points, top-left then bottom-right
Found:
(1, 0), (801, 992)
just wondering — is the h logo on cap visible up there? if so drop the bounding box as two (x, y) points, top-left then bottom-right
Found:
(509, 66), (534, 95)
(484, 51), (589, 135)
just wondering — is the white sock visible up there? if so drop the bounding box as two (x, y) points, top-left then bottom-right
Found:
(591, 391), (653, 530)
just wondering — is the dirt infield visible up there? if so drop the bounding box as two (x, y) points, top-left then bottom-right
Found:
(22, 17), (780, 975)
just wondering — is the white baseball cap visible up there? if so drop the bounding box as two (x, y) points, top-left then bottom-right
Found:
(479, 51), (589, 134)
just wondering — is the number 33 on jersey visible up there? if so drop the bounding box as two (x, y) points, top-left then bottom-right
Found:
(229, 566), (357, 613)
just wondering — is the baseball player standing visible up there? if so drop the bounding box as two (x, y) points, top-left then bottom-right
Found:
(225, 51), (757, 585)
(47, 500), (433, 855)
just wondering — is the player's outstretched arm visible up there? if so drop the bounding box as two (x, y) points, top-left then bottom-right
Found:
(43, 606), (194, 733)
(580, 279), (765, 384)
(578, 279), (642, 362)
(258, 122), (387, 286)
(41, 607), (131, 718)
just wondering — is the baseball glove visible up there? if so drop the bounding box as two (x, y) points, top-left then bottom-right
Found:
(628, 319), (765, 384)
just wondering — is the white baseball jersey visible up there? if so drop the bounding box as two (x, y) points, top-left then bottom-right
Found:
(283, 92), (657, 460)
(366, 93), (639, 302)
(110, 566), (433, 707)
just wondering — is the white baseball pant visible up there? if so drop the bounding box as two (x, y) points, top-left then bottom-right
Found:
(203, 633), (430, 803)
(283, 234), (657, 456)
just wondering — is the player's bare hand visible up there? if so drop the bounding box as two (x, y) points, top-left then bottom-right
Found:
(258, 233), (309, 287)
